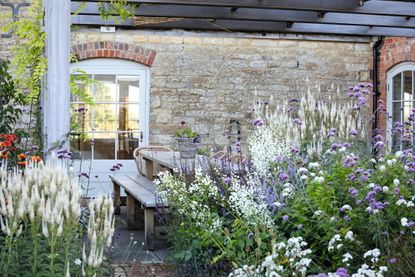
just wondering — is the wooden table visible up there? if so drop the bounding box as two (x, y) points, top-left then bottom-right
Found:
(140, 150), (180, 180)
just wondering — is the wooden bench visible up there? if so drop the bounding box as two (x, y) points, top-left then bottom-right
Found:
(110, 174), (166, 250)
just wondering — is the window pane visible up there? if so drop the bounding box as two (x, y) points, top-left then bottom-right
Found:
(118, 104), (140, 131)
(70, 133), (92, 159)
(93, 133), (115, 159)
(118, 76), (140, 102)
(403, 71), (413, 101)
(392, 102), (402, 124)
(70, 104), (92, 132)
(93, 104), (117, 131)
(94, 75), (116, 102)
(403, 101), (413, 122)
(71, 74), (92, 102)
(117, 132), (139, 160)
(393, 73), (402, 100)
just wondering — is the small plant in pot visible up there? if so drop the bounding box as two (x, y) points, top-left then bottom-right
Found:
(175, 123), (201, 159)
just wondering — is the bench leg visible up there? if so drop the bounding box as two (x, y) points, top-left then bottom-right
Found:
(144, 208), (155, 250)
(145, 159), (154, 180)
(113, 181), (121, 215)
(126, 194), (136, 229)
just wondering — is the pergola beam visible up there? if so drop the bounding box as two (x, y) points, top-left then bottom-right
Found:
(72, 15), (415, 37)
(86, 0), (415, 17)
(72, 2), (415, 29)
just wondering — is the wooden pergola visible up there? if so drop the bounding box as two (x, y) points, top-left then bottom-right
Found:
(71, 0), (415, 37)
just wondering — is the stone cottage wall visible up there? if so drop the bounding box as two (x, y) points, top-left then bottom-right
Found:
(72, 29), (372, 150)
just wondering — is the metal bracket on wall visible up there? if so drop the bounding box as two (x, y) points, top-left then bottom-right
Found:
(0, 1), (30, 38)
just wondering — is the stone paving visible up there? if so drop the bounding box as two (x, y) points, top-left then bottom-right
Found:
(109, 206), (174, 277)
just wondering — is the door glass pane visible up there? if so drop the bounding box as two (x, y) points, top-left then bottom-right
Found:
(94, 133), (115, 159)
(393, 73), (402, 100)
(403, 71), (413, 101)
(117, 132), (139, 160)
(71, 74), (92, 102)
(118, 104), (140, 131)
(94, 75), (116, 102)
(70, 133), (92, 159)
(93, 104), (117, 131)
(70, 104), (92, 133)
(118, 76), (140, 102)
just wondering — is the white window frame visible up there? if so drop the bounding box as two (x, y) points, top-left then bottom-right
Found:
(70, 58), (151, 151)
(387, 62), (415, 151)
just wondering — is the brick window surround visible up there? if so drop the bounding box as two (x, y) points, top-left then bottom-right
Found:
(71, 41), (157, 66)
(376, 37), (415, 134)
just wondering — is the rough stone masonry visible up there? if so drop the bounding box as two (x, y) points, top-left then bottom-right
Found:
(71, 28), (372, 151)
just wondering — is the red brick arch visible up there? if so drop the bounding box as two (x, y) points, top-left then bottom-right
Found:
(71, 41), (157, 66)
(376, 37), (415, 133)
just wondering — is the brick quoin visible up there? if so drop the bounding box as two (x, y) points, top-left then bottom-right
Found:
(376, 37), (415, 135)
(71, 41), (157, 67)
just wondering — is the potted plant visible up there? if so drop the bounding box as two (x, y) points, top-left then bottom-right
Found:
(174, 124), (201, 159)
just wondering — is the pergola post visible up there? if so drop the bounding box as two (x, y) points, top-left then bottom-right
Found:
(43, 0), (71, 151)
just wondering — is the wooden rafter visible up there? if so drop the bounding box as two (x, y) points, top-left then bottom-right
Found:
(71, 0), (415, 37)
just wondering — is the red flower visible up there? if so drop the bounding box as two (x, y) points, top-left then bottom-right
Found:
(2, 141), (11, 148)
(4, 134), (15, 142)
(17, 161), (28, 166)
(17, 153), (26, 160)
(31, 156), (42, 162)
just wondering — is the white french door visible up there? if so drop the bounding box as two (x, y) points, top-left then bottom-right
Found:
(70, 59), (150, 196)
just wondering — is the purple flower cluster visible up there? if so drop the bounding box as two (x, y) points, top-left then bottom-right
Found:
(348, 129), (358, 137)
(372, 134), (384, 150)
(290, 146), (300, 154)
(347, 83), (372, 109)
(327, 128), (337, 138)
(110, 163), (123, 172)
(57, 149), (72, 159)
(331, 143), (351, 151)
(364, 185), (389, 213)
(342, 154), (359, 168)
(348, 187), (359, 197)
(312, 268), (349, 277)
(252, 118), (264, 127)
(77, 172), (90, 179)
(292, 118), (303, 126)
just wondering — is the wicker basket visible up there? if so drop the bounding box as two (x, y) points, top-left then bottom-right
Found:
(176, 137), (199, 159)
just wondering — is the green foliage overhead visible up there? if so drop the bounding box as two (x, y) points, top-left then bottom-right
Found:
(98, 0), (136, 22)
(1, 0), (47, 104)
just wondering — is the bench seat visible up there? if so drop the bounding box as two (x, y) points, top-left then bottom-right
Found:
(110, 174), (166, 250)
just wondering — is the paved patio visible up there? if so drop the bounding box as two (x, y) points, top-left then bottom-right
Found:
(109, 206), (174, 277)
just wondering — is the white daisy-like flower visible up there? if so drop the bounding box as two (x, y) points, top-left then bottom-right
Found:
(74, 258), (82, 266)
(345, 231), (354, 241)
(393, 179), (400, 186)
(401, 217), (408, 227)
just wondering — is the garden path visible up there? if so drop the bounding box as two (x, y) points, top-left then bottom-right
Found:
(109, 206), (174, 276)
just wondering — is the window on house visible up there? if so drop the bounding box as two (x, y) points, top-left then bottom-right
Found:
(388, 63), (415, 152)
(70, 59), (149, 161)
